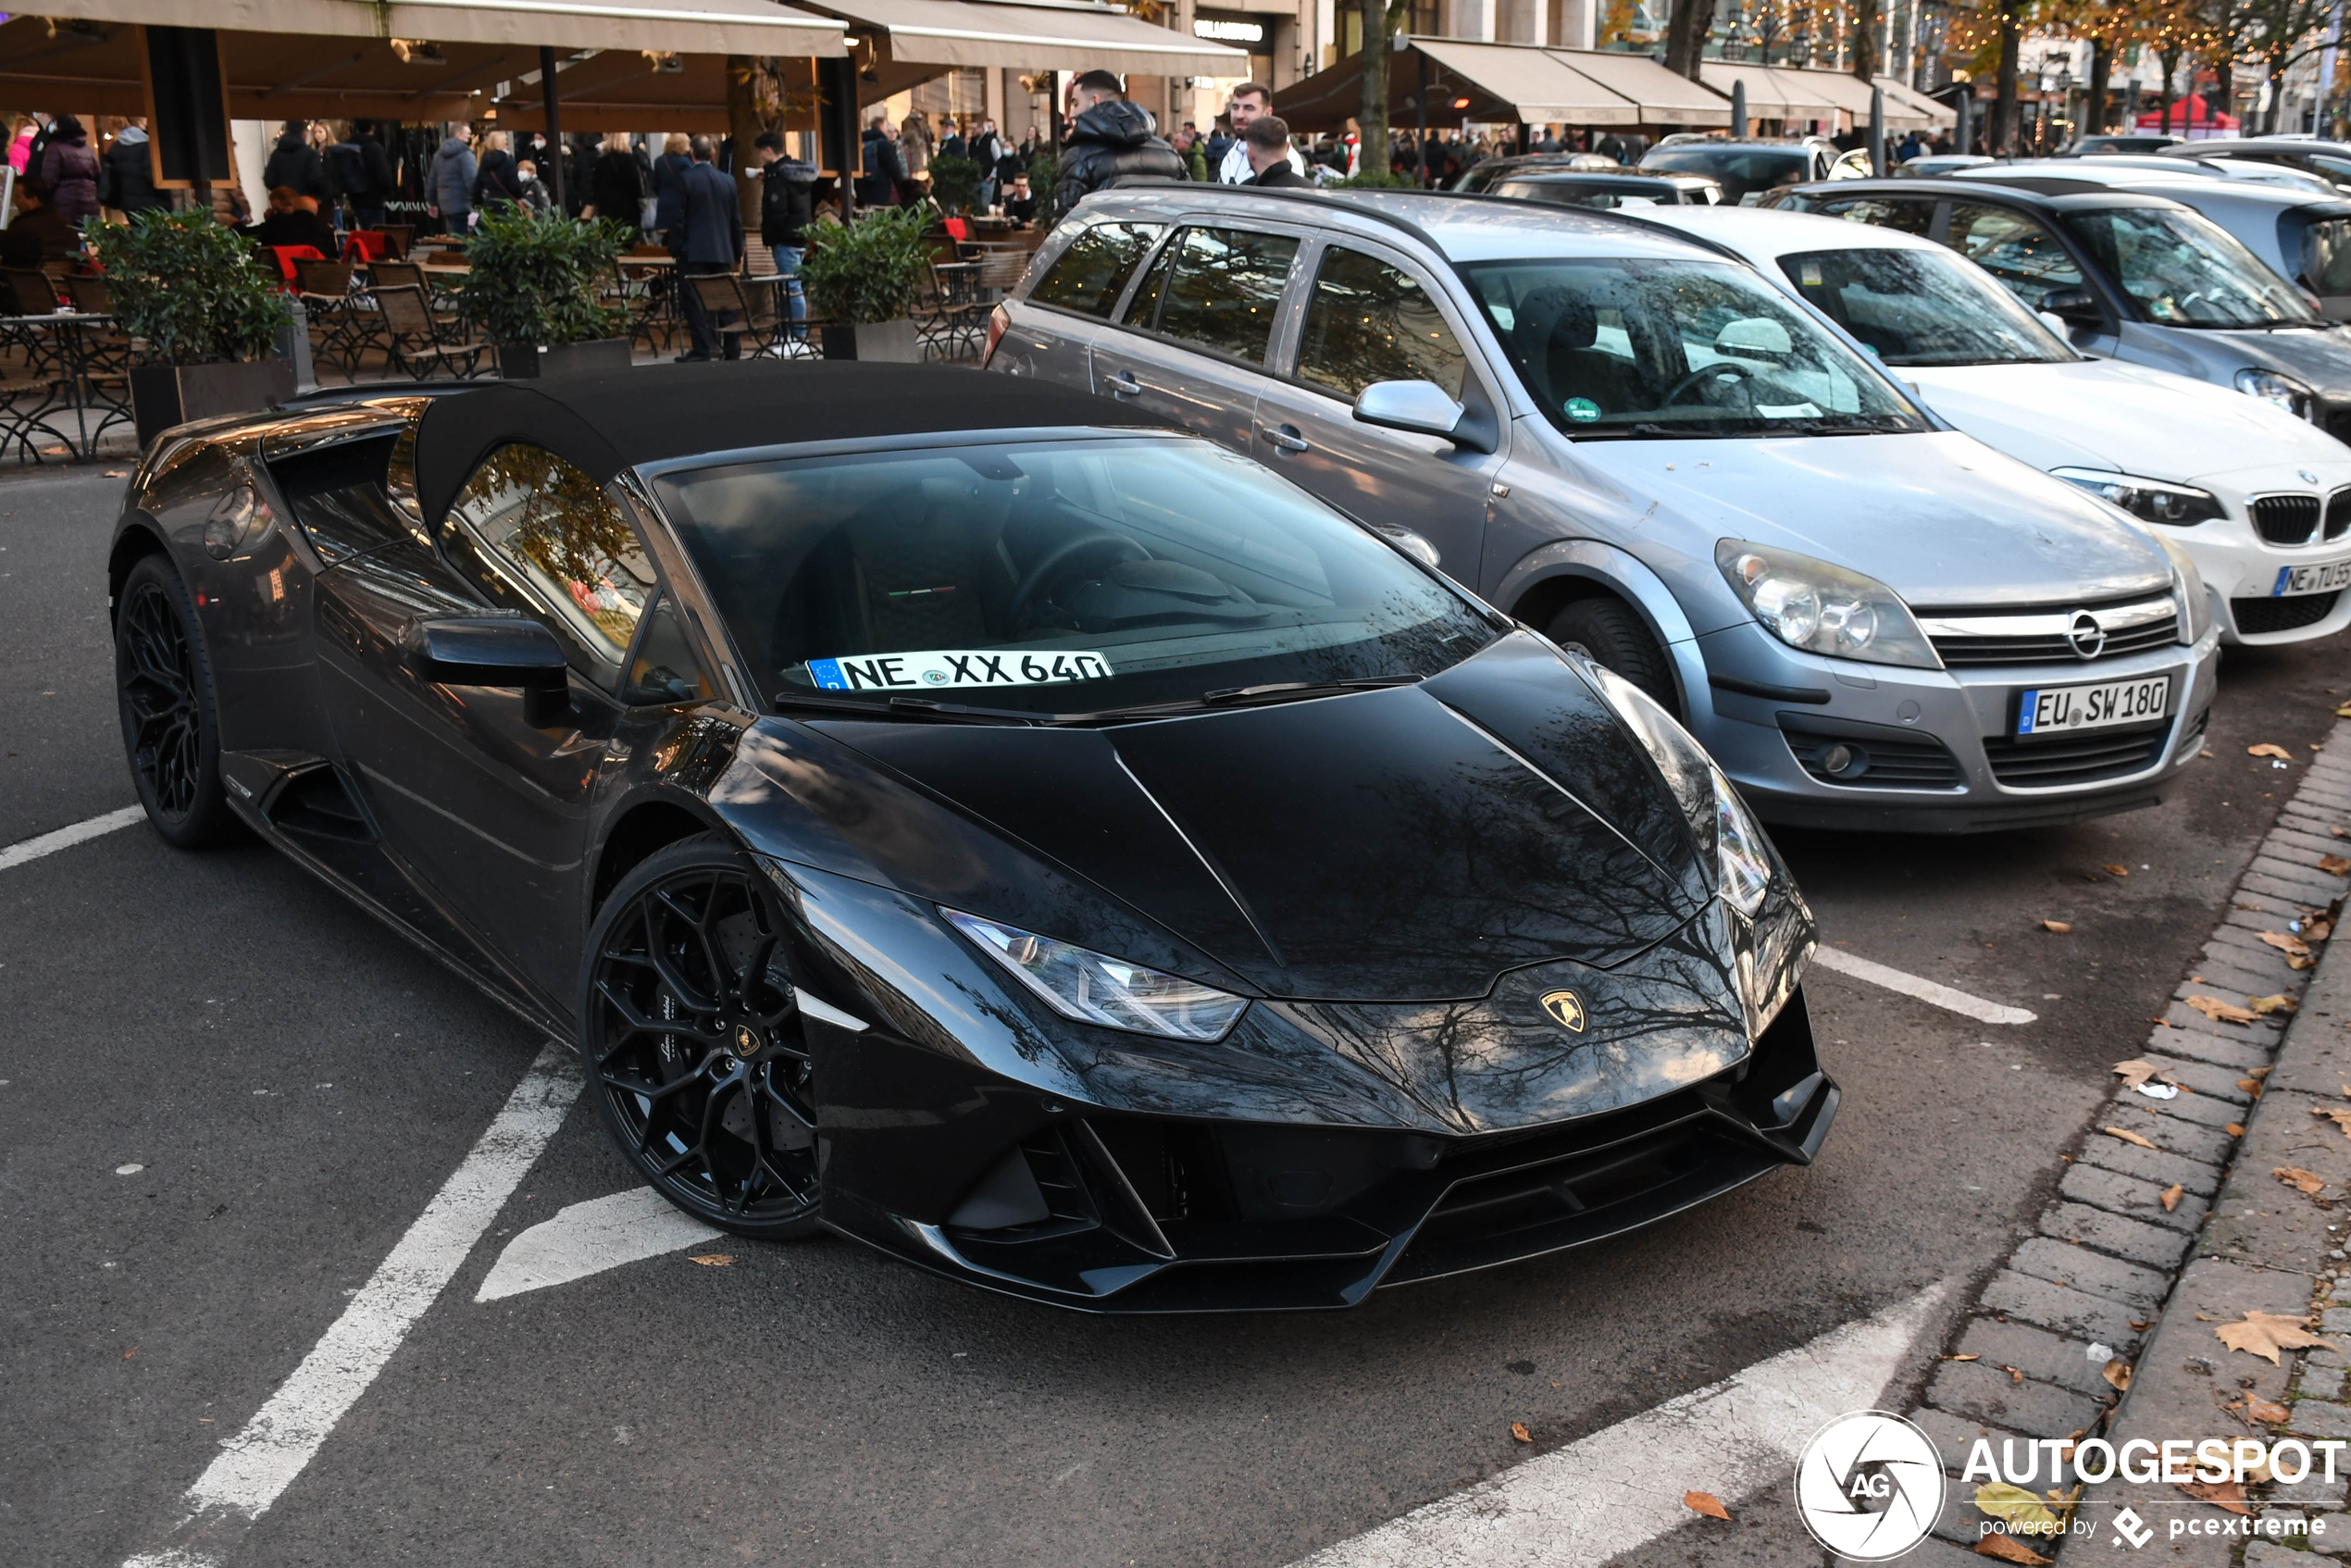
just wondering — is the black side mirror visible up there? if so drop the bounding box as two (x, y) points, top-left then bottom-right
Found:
(2036, 286), (2105, 329)
(404, 616), (572, 726)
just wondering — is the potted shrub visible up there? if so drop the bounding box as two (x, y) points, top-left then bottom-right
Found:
(460, 205), (631, 379)
(802, 205), (930, 362)
(927, 154), (983, 217)
(83, 208), (294, 448)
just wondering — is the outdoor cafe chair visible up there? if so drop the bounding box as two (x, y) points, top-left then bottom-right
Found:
(374, 283), (489, 380)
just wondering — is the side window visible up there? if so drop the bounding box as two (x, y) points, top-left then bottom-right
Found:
(1026, 222), (1164, 317)
(623, 591), (714, 705)
(440, 442), (656, 692)
(1150, 227), (1300, 365)
(268, 433), (410, 564)
(1124, 236), (1175, 328)
(1295, 246), (1470, 400)
(1947, 203), (2084, 307)
(1816, 197), (1936, 239)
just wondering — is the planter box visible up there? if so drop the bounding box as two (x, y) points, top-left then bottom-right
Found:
(130, 358), (298, 451)
(500, 338), (633, 380)
(819, 318), (919, 364)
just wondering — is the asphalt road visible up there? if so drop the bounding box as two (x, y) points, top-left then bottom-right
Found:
(3, 465), (2346, 1568)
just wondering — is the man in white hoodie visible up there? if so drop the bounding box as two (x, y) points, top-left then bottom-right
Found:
(1215, 82), (1307, 184)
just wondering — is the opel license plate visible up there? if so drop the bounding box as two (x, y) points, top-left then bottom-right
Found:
(2272, 557), (2351, 597)
(2013, 675), (2171, 739)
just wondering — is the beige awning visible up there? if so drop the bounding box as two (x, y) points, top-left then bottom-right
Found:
(1874, 76), (1957, 130)
(1413, 38), (1642, 125)
(1698, 63), (1839, 124)
(1549, 48), (1728, 129)
(797, 0), (1247, 97)
(26, 0), (846, 56)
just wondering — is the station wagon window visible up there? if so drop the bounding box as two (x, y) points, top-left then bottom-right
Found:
(1944, 204), (2084, 309)
(1295, 246), (1469, 399)
(2060, 205), (2317, 327)
(1026, 221), (1164, 317)
(440, 442), (656, 691)
(1130, 227), (1300, 365)
(1810, 196), (1936, 239)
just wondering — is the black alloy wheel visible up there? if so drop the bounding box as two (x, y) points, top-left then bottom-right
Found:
(581, 834), (825, 1239)
(115, 554), (244, 848)
(1547, 596), (1680, 716)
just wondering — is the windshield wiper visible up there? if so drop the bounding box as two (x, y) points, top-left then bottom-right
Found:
(770, 690), (1039, 725)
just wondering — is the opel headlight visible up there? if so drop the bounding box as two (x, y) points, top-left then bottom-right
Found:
(2051, 467), (2226, 526)
(2144, 530), (2213, 644)
(1577, 660), (1773, 919)
(1715, 541), (1941, 669)
(941, 909), (1248, 1040)
(2234, 367), (2317, 421)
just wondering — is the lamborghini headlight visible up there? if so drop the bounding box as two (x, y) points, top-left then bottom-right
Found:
(1715, 541), (1941, 668)
(940, 909), (1248, 1040)
(1578, 661), (1773, 918)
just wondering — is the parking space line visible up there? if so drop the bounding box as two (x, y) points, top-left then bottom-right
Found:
(1809, 945), (2038, 1026)
(121, 1039), (581, 1568)
(475, 1187), (720, 1302)
(0, 804), (145, 873)
(1285, 1283), (1950, 1568)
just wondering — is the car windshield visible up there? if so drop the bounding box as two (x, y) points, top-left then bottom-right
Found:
(1462, 257), (1926, 438)
(1639, 146), (1807, 202)
(652, 437), (1499, 718)
(2059, 205), (2319, 326)
(1776, 245), (2075, 365)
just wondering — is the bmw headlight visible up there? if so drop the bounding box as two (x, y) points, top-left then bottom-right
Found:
(1714, 541), (1941, 669)
(2144, 529), (2213, 644)
(1577, 661), (1773, 919)
(2234, 367), (2317, 421)
(2051, 467), (2226, 526)
(940, 909), (1248, 1040)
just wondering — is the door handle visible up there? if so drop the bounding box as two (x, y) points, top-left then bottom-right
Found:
(1105, 370), (1143, 397)
(1260, 423), (1310, 454)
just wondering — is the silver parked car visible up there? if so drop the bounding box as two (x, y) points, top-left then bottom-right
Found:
(986, 188), (2220, 831)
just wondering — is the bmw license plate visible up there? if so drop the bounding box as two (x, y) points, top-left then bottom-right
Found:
(2272, 557), (2351, 597)
(2013, 675), (2171, 739)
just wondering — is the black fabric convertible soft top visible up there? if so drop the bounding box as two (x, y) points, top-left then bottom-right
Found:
(407, 362), (1171, 528)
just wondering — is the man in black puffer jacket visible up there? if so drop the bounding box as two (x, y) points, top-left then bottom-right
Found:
(1053, 70), (1186, 217)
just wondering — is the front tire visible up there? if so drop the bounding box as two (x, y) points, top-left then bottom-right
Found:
(115, 554), (245, 848)
(1547, 597), (1680, 716)
(578, 833), (825, 1240)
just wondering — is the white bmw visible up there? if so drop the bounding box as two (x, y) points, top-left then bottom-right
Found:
(1637, 203), (2351, 645)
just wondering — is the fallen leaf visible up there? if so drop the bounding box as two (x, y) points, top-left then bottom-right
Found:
(2186, 994), (2258, 1025)
(2293, 955), (2319, 971)
(688, 1254), (735, 1267)
(2215, 1310), (2341, 1363)
(2276, 1166), (2326, 1195)
(2103, 1126), (2157, 1149)
(2250, 743), (2293, 759)
(2325, 855), (2351, 877)
(1683, 1489), (1729, 1520)
(1511, 1422), (1532, 1443)
(2250, 1066), (2272, 1079)
(1973, 1538), (2050, 1566)
(2313, 1106), (2351, 1139)
(2251, 993), (2298, 1016)
(2175, 1476), (2251, 1514)
(1976, 1481), (2059, 1531)
(2111, 1058), (2166, 1087)
(2228, 1123), (2247, 1137)
(2336, 827), (2351, 839)
(2041, 919), (2073, 934)
(2161, 1183), (2184, 1212)
(2006, 1364), (2024, 1386)
(2104, 863), (2131, 877)
(2246, 1395), (2291, 1424)
(2102, 1357), (2133, 1391)
(2312, 918), (2335, 941)
(2263, 931), (2315, 957)
(2239, 1077), (2263, 1093)
(1943, 1352), (1983, 1361)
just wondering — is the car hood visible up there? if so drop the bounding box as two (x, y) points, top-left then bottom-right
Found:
(2203, 323), (2351, 396)
(746, 635), (1705, 1003)
(1569, 429), (2171, 613)
(1906, 356), (2351, 482)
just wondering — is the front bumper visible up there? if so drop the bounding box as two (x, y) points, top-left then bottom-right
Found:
(1692, 619), (2220, 833)
(2155, 515), (2351, 645)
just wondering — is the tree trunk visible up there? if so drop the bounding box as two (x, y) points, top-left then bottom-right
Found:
(728, 55), (763, 230)
(1993, 0), (2021, 155)
(1851, 0), (1880, 81)
(1358, 0), (1394, 181)
(2086, 35), (2111, 136)
(1663, 0), (1712, 79)
(2158, 46), (2181, 132)
(2268, 50), (2289, 134)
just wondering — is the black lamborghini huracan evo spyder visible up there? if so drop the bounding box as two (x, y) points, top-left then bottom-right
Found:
(109, 364), (1833, 1312)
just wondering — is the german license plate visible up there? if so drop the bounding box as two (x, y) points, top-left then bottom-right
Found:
(2272, 557), (2351, 596)
(2013, 675), (2171, 739)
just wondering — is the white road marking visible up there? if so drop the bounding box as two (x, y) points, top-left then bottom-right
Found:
(122, 1039), (581, 1568)
(1810, 945), (2037, 1026)
(1287, 1283), (1951, 1568)
(476, 1187), (721, 1302)
(0, 804), (145, 873)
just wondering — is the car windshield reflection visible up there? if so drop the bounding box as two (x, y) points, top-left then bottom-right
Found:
(1776, 246), (2077, 367)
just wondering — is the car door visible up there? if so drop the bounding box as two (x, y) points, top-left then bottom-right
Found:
(314, 442), (667, 1005)
(993, 218), (1166, 387)
(1088, 221), (1305, 454)
(1249, 237), (1507, 581)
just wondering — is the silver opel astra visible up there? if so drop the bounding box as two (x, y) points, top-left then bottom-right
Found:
(986, 186), (2220, 832)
